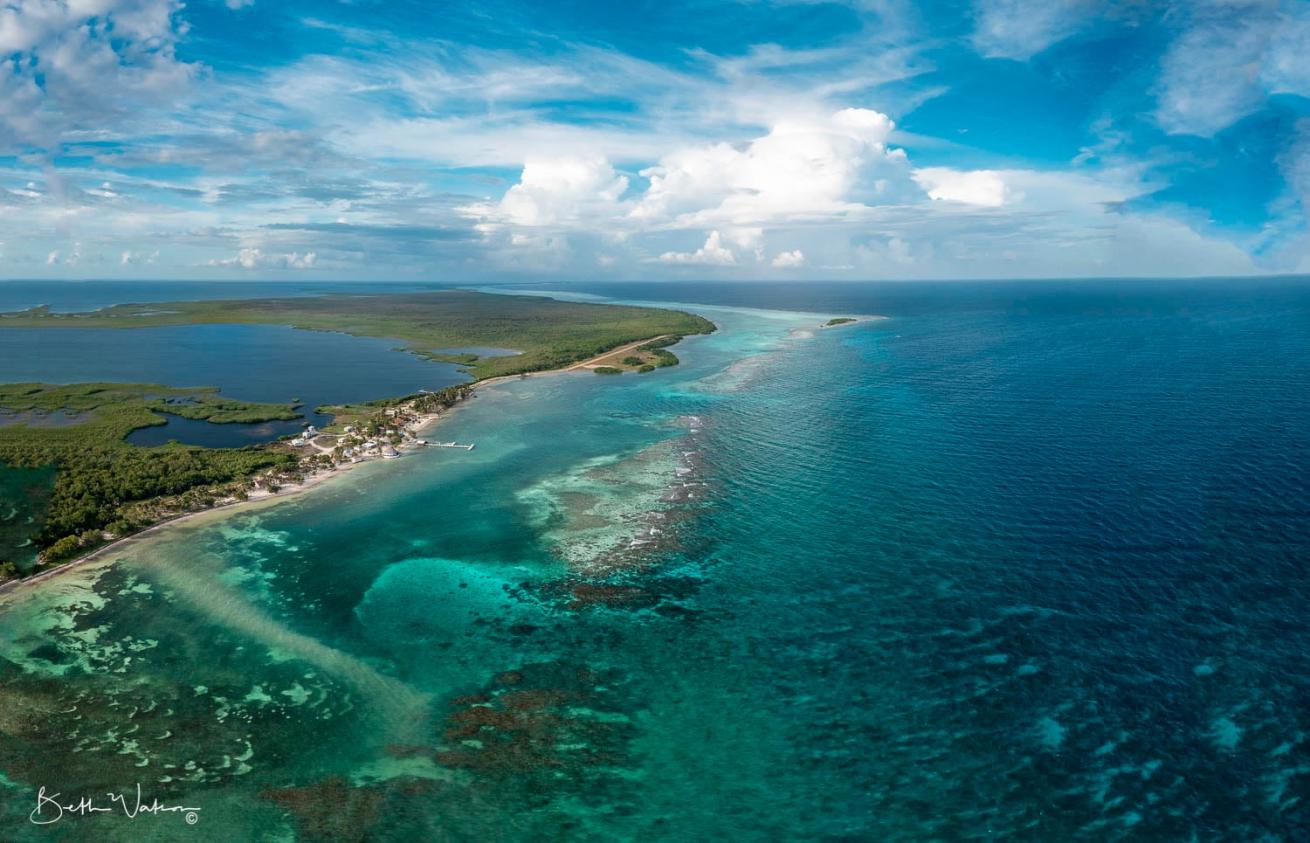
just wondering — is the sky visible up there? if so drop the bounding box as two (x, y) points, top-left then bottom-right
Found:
(1, 0), (1309, 282)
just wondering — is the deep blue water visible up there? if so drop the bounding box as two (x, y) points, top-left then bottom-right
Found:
(523, 277), (1310, 837)
(753, 282), (1310, 837)
(1, 279), (1309, 840)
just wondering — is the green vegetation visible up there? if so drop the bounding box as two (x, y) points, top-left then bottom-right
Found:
(648, 349), (679, 367)
(635, 336), (682, 367)
(0, 383), (298, 430)
(0, 290), (716, 380)
(0, 383), (296, 572)
(584, 334), (695, 374)
(317, 384), (474, 434)
(425, 351), (481, 366)
(145, 395), (301, 424)
(0, 292), (716, 577)
(825, 317), (857, 326)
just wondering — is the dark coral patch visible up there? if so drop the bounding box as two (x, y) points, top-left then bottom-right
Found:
(433, 662), (634, 788)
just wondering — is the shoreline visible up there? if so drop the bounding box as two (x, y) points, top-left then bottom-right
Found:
(1, 307), (887, 598)
(819, 316), (873, 329)
(0, 333), (696, 599)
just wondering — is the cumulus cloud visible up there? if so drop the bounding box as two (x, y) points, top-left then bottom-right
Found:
(913, 168), (1008, 207)
(771, 249), (805, 268)
(209, 248), (317, 269)
(658, 231), (737, 265)
(633, 108), (901, 227)
(0, 0), (194, 149)
(466, 108), (911, 266)
(496, 156), (629, 226)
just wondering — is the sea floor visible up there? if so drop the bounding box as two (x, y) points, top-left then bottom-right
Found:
(0, 302), (836, 841)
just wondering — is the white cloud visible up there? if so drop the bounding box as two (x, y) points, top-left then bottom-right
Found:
(1155, 1), (1310, 137)
(0, 0), (193, 149)
(277, 38), (922, 173)
(913, 168), (1009, 207)
(209, 248), (317, 269)
(971, 0), (1099, 59)
(225, 0), (255, 8)
(121, 249), (159, 265)
(1155, 2), (1269, 136)
(858, 235), (915, 267)
(45, 250), (59, 265)
(472, 108), (910, 247)
(771, 249), (805, 268)
(1265, 7), (1310, 95)
(496, 157), (629, 226)
(633, 108), (902, 227)
(0, 8), (1292, 281)
(658, 231), (737, 265)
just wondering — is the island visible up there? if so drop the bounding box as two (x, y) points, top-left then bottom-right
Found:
(824, 317), (857, 327)
(0, 290), (713, 379)
(0, 291), (715, 580)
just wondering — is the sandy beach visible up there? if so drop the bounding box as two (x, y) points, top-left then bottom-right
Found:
(0, 333), (690, 598)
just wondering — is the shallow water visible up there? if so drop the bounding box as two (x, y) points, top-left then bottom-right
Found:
(2, 282), (1309, 840)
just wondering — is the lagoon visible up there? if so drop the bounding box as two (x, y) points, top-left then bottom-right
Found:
(0, 323), (468, 446)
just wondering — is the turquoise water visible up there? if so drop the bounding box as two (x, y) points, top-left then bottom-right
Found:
(2, 282), (1309, 840)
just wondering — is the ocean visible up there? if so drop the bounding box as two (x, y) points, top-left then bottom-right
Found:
(1, 278), (1308, 840)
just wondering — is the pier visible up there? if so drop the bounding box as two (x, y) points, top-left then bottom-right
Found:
(423, 441), (476, 450)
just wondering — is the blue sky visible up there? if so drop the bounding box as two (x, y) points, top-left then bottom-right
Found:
(1, 0), (1308, 281)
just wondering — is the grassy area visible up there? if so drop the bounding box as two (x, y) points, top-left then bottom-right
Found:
(580, 336), (688, 374)
(0, 383), (297, 573)
(825, 317), (857, 326)
(146, 395), (302, 424)
(0, 290), (716, 379)
(0, 383), (300, 437)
